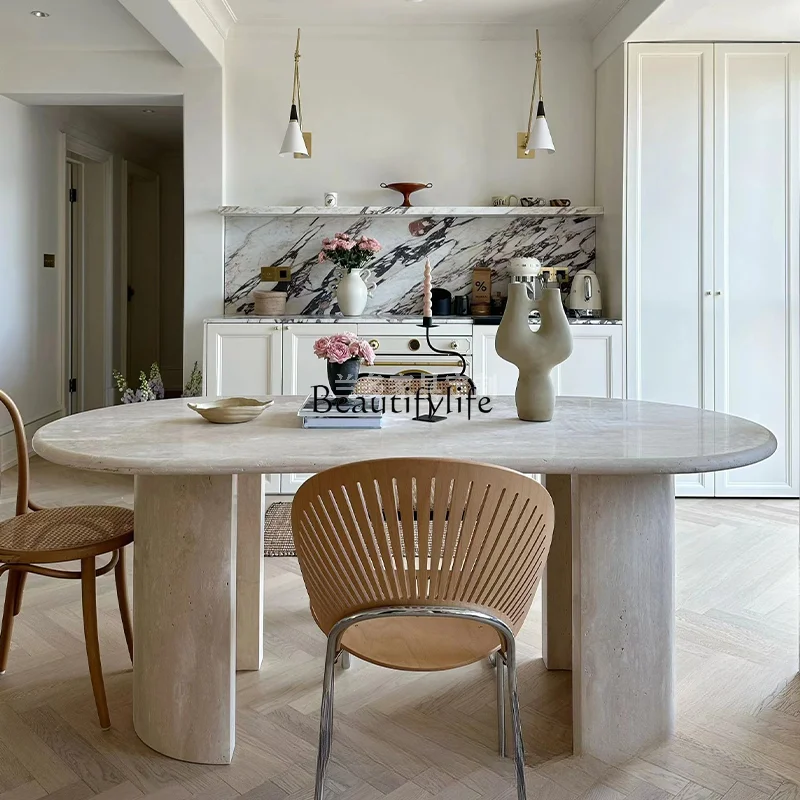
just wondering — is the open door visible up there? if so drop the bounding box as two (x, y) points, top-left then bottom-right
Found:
(66, 159), (83, 414)
(125, 161), (161, 385)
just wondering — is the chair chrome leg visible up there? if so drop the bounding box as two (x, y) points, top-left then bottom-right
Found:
(312, 607), (526, 800)
(315, 633), (339, 800)
(340, 650), (351, 670)
(505, 637), (527, 800)
(495, 650), (507, 757)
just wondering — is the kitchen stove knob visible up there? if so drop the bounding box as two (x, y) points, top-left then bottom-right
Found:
(408, 339), (421, 351)
(369, 339), (380, 350)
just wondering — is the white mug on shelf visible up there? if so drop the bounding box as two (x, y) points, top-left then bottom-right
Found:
(324, 192), (338, 207)
(491, 194), (519, 207)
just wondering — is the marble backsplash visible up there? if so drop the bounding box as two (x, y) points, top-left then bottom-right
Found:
(225, 215), (596, 316)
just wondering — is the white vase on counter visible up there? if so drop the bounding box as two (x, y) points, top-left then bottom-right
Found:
(336, 268), (376, 316)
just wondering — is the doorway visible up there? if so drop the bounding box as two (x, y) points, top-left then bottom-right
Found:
(123, 161), (161, 386)
(63, 139), (113, 415)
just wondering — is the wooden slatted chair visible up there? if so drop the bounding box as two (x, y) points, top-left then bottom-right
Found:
(0, 390), (134, 729)
(291, 457), (555, 800)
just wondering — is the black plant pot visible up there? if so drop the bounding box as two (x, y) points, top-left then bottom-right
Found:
(327, 357), (361, 396)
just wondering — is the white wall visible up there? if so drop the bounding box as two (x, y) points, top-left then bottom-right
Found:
(183, 68), (224, 375)
(631, 0), (800, 42)
(0, 98), (62, 465)
(224, 28), (596, 207)
(594, 46), (626, 320)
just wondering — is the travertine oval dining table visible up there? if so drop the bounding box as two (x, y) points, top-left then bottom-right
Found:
(33, 396), (776, 767)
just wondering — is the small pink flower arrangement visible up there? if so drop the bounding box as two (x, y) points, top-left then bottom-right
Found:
(313, 332), (376, 365)
(318, 233), (382, 272)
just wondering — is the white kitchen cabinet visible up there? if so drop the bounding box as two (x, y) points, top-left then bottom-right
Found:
(712, 44), (800, 497)
(626, 43), (716, 497)
(203, 322), (283, 493)
(473, 324), (624, 400)
(626, 43), (799, 498)
(280, 324), (346, 493)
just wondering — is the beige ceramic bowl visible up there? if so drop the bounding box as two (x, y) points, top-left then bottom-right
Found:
(187, 397), (274, 424)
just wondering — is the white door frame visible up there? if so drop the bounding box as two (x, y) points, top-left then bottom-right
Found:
(58, 133), (114, 412)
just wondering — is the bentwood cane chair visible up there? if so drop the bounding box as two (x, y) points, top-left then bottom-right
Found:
(291, 457), (555, 800)
(0, 391), (134, 729)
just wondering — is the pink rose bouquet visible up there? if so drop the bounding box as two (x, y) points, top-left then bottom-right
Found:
(313, 332), (376, 365)
(317, 233), (382, 272)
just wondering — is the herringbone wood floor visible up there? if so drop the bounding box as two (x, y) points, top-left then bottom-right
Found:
(0, 459), (797, 800)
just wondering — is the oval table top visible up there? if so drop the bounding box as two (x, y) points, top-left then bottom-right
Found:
(32, 396), (777, 477)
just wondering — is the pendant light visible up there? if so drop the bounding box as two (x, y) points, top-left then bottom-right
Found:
(518, 29), (555, 158)
(280, 28), (310, 158)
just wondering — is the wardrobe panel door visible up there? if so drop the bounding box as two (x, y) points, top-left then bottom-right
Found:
(714, 44), (800, 497)
(626, 44), (715, 496)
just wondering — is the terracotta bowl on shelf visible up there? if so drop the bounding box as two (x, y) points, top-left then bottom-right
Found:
(380, 182), (433, 207)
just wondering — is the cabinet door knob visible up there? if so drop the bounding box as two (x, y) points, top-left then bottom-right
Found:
(704, 291), (712, 296)
(369, 339), (380, 350)
(714, 291), (722, 296)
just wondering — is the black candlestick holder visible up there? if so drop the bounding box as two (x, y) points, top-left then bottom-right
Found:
(413, 316), (476, 422)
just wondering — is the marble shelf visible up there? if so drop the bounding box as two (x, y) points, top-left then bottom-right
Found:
(218, 205), (605, 218)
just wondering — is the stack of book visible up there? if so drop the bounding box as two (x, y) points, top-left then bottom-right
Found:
(297, 394), (384, 429)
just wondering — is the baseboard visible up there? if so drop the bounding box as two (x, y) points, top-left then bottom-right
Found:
(0, 408), (65, 471)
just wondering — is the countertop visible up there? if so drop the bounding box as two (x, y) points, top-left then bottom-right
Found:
(33, 396), (775, 477)
(205, 315), (622, 326)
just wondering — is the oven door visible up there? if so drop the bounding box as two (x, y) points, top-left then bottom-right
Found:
(364, 355), (472, 378)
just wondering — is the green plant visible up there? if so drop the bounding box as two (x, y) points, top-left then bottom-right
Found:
(182, 362), (202, 397)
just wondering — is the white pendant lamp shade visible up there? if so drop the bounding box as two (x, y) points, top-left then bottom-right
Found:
(280, 104), (307, 157)
(529, 100), (555, 153)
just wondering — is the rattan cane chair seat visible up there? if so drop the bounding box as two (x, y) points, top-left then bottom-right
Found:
(0, 506), (134, 563)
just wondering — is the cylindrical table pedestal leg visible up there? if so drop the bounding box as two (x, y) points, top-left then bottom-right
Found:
(542, 474), (573, 671)
(133, 474), (237, 764)
(572, 474), (675, 764)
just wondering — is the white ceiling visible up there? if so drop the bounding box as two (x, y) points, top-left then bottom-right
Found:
(0, 0), (164, 50)
(79, 104), (184, 147)
(226, 0), (602, 27)
(633, 0), (800, 40)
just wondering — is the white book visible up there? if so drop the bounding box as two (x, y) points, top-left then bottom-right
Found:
(302, 417), (383, 429)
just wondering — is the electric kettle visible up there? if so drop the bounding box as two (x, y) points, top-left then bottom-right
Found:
(567, 269), (602, 317)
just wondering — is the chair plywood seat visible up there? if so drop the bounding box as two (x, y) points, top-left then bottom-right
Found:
(340, 615), (502, 671)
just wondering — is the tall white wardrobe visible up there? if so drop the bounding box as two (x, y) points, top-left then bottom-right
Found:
(626, 43), (799, 497)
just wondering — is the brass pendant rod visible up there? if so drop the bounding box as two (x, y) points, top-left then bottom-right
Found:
(524, 29), (542, 147)
(294, 27), (303, 128)
(536, 28), (544, 100)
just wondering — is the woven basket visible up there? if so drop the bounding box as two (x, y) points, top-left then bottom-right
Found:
(254, 290), (287, 316)
(354, 374), (473, 396)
